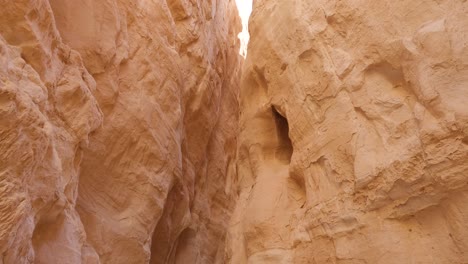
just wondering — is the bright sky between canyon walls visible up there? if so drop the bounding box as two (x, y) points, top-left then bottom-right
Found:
(235, 0), (253, 57)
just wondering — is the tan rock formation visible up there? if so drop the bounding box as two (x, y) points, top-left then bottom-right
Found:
(227, 0), (468, 263)
(0, 0), (241, 263)
(2, 0), (468, 263)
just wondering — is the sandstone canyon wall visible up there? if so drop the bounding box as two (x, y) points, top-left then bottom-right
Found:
(2, 0), (468, 263)
(0, 0), (241, 263)
(227, 0), (468, 263)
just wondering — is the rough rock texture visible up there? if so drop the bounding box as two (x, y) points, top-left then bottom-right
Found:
(0, 0), (241, 263)
(3, 0), (468, 263)
(227, 0), (468, 263)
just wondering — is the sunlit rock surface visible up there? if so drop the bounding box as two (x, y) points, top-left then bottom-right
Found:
(2, 0), (468, 263)
(0, 0), (241, 263)
(227, 0), (468, 263)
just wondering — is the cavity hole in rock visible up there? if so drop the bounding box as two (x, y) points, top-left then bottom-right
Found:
(271, 106), (292, 163)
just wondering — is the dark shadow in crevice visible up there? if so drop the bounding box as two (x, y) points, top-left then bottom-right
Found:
(271, 106), (293, 163)
(173, 228), (197, 264)
(149, 182), (190, 264)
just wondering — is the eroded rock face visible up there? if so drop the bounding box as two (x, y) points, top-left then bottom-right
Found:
(2, 0), (468, 263)
(228, 0), (468, 263)
(0, 0), (241, 263)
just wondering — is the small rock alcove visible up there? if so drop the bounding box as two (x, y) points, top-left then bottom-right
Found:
(271, 106), (293, 163)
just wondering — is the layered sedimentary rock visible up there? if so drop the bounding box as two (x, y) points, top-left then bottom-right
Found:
(3, 0), (468, 263)
(0, 0), (241, 263)
(228, 0), (468, 263)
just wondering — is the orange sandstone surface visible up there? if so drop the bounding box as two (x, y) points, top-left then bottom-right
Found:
(1, 0), (468, 264)
(0, 0), (241, 263)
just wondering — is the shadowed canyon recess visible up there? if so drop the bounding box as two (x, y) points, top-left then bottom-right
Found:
(1, 0), (468, 263)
